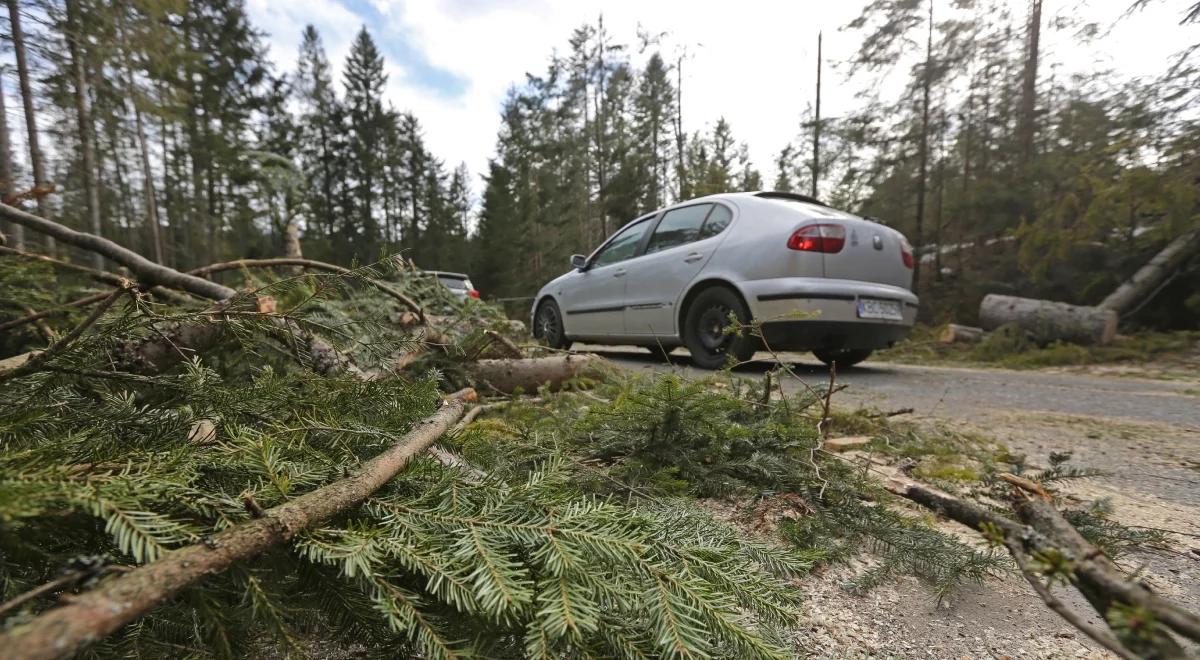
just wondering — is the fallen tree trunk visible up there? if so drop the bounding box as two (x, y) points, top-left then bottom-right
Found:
(0, 202), (233, 301)
(0, 389), (475, 660)
(938, 323), (984, 344)
(978, 294), (1117, 345)
(469, 354), (605, 393)
(1100, 228), (1200, 315)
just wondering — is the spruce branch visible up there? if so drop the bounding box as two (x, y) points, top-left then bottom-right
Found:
(0, 389), (475, 660)
(0, 281), (130, 383)
(187, 257), (424, 323)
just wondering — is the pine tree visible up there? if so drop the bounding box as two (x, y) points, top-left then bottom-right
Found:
(343, 27), (388, 257)
(295, 25), (346, 261)
(632, 53), (674, 210)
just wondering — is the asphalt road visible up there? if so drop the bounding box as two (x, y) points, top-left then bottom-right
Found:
(584, 345), (1200, 430)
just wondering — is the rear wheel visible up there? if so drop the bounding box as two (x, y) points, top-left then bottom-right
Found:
(533, 299), (571, 350)
(683, 287), (756, 370)
(812, 348), (873, 369)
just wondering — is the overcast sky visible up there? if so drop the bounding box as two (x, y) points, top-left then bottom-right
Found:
(245, 0), (1195, 194)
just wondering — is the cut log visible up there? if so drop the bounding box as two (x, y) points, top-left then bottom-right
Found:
(0, 389), (475, 660)
(978, 294), (1117, 345)
(938, 323), (984, 344)
(1100, 229), (1200, 315)
(469, 354), (606, 394)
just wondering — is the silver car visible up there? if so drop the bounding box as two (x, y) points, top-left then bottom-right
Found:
(530, 191), (917, 369)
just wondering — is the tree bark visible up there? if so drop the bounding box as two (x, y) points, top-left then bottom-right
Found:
(282, 220), (303, 275)
(1099, 229), (1200, 315)
(66, 0), (104, 270)
(978, 294), (1118, 345)
(0, 74), (21, 249)
(938, 323), (984, 344)
(469, 354), (605, 394)
(7, 0), (54, 254)
(0, 389), (475, 660)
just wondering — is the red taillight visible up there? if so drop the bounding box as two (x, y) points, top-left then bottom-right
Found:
(787, 224), (846, 253)
(900, 241), (914, 269)
(468, 289), (480, 299)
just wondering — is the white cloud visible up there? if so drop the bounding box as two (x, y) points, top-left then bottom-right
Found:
(246, 0), (1195, 201)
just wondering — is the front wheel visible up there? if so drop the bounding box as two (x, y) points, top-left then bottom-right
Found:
(683, 287), (756, 370)
(533, 299), (572, 350)
(812, 348), (873, 369)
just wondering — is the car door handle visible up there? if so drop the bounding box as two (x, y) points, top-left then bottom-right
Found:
(683, 252), (704, 263)
(613, 269), (626, 277)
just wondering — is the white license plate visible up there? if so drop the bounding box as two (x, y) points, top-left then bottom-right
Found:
(856, 298), (903, 321)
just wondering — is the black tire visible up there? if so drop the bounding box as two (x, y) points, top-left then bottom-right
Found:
(812, 348), (873, 369)
(533, 299), (572, 350)
(683, 287), (756, 370)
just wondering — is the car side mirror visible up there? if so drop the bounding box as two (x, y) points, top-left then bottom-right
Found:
(570, 254), (588, 270)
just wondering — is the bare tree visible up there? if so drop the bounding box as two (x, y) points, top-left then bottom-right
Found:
(1017, 0), (1042, 165)
(66, 0), (104, 269)
(913, 0), (935, 294)
(0, 72), (21, 248)
(811, 31), (822, 199)
(7, 0), (55, 254)
(116, 6), (164, 264)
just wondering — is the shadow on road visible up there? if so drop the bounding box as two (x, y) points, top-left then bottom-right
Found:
(580, 347), (898, 378)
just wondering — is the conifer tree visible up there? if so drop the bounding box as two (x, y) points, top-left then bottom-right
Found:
(343, 27), (388, 256)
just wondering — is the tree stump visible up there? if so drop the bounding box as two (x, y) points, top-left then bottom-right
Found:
(938, 323), (984, 344)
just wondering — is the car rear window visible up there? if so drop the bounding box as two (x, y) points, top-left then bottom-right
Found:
(697, 205), (732, 239)
(645, 204), (712, 254)
(437, 275), (467, 290)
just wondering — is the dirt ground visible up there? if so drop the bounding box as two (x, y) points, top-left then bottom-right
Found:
(592, 346), (1200, 658)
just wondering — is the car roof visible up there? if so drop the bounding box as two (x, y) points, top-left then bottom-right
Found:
(426, 270), (470, 279)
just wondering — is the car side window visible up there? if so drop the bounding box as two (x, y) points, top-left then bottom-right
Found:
(590, 218), (651, 268)
(645, 204), (713, 254)
(697, 204), (732, 240)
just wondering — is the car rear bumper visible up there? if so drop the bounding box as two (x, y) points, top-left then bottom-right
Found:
(757, 320), (912, 351)
(739, 277), (917, 351)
